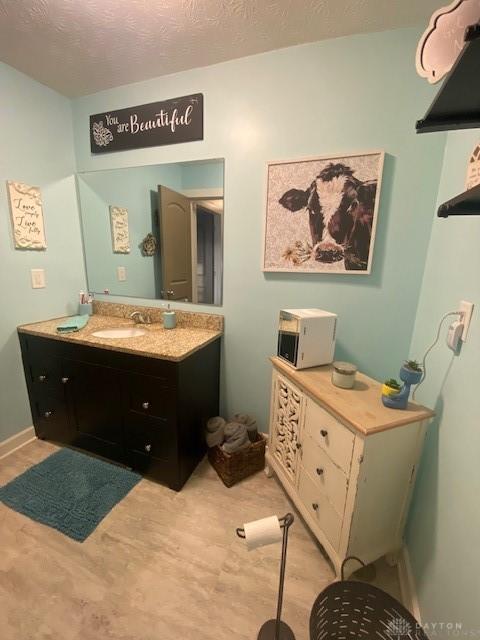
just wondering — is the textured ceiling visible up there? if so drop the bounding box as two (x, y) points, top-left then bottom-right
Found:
(0, 0), (441, 97)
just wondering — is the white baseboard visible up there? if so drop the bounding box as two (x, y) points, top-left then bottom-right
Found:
(398, 546), (422, 623)
(0, 426), (36, 460)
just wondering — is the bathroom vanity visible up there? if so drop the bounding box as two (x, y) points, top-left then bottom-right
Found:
(18, 303), (222, 491)
(266, 356), (434, 576)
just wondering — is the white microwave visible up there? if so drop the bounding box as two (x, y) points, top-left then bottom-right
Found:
(277, 309), (337, 370)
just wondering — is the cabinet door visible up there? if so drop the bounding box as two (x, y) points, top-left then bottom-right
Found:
(65, 359), (124, 450)
(269, 373), (305, 484)
(31, 393), (71, 444)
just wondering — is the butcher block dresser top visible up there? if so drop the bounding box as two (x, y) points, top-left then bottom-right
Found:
(271, 356), (434, 436)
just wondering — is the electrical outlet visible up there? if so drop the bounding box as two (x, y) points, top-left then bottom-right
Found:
(117, 266), (126, 282)
(459, 300), (474, 341)
(31, 268), (46, 289)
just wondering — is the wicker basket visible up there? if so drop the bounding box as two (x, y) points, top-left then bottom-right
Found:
(208, 433), (266, 487)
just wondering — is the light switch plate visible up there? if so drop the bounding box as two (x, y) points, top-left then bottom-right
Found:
(117, 266), (126, 282)
(31, 268), (46, 289)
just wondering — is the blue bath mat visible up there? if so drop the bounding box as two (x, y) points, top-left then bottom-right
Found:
(0, 448), (141, 541)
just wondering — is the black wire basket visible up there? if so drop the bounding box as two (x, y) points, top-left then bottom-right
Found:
(309, 557), (428, 640)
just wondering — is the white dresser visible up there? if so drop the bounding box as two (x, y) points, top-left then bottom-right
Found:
(266, 357), (434, 577)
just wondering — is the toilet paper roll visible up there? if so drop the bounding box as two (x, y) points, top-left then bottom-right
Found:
(243, 515), (282, 551)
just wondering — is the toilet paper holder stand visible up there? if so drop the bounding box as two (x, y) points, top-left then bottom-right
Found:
(236, 513), (296, 640)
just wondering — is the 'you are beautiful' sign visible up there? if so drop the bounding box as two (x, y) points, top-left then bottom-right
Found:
(89, 93), (203, 154)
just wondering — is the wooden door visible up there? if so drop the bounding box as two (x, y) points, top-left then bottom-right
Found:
(158, 185), (193, 301)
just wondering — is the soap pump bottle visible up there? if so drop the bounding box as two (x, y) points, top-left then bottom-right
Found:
(163, 303), (177, 330)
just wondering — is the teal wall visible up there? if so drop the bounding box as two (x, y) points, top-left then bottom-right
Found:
(0, 62), (86, 442)
(179, 160), (224, 191)
(72, 28), (445, 427)
(406, 129), (480, 635)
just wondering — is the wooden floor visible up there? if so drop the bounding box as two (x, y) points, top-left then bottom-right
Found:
(0, 440), (402, 640)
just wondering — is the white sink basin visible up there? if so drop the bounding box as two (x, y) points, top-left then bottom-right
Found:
(92, 327), (146, 339)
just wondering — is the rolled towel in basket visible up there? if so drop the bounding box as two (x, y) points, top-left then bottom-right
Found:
(222, 422), (250, 453)
(205, 416), (226, 448)
(231, 413), (258, 441)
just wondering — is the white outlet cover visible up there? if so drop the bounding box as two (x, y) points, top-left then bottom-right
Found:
(459, 300), (474, 341)
(31, 268), (46, 289)
(117, 266), (126, 282)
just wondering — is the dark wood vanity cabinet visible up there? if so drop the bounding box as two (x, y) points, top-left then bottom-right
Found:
(18, 333), (220, 491)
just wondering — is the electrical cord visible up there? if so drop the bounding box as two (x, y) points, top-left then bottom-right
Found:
(412, 311), (462, 400)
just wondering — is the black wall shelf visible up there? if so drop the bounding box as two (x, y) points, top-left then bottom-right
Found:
(438, 184), (480, 218)
(416, 22), (480, 134)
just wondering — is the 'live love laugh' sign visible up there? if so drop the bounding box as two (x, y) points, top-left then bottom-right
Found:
(89, 93), (203, 154)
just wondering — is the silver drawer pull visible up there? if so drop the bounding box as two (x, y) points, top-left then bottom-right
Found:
(142, 401), (150, 410)
(316, 467), (324, 476)
(312, 502), (319, 511)
(61, 377), (69, 384)
(44, 411), (52, 419)
(38, 375), (47, 382)
(320, 429), (328, 438)
(144, 443), (152, 452)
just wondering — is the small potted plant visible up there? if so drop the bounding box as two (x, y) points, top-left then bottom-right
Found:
(400, 360), (423, 386)
(382, 378), (402, 397)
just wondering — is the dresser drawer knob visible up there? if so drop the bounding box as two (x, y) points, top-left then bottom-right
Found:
(316, 467), (324, 476)
(320, 429), (328, 438)
(44, 411), (52, 419)
(312, 502), (319, 511)
(144, 443), (152, 452)
(38, 375), (47, 382)
(61, 377), (70, 384)
(295, 442), (302, 450)
(142, 402), (150, 410)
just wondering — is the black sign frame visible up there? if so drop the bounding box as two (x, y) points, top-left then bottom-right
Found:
(89, 93), (203, 154)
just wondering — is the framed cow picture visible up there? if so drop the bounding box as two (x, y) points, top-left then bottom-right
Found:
(262, 150), (385, 274)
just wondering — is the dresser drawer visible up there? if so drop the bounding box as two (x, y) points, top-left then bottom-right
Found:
(304, 398), (354, 473)
(301, 434), (348, 516)
(298, 468), (342, 550)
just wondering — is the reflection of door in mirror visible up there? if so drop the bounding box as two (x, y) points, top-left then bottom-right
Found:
(192, 200), (223, 305)
(158, 185), (193, 301)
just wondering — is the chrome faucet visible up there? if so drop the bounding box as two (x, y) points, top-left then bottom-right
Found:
(130, 311), (152, 324)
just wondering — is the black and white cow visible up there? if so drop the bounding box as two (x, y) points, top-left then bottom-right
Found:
(279, 163), (378, 270)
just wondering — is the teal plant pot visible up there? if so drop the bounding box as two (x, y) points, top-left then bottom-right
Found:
(382, 364), (422, 410)
(382, 386), (409, 409)
(400, 366), (422, 385)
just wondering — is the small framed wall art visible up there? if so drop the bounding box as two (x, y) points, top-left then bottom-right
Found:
(7, 181), (47, 250)
(109, 206), (130, 253)
(262, 150), (384, 274)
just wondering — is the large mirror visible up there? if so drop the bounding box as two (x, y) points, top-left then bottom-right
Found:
(76, 159), (224, 305)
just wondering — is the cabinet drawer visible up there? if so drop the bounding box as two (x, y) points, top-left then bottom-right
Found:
(301, 434), (348, 516)
(124, 373), (174, 420)
(125, 414), (175, 462)
(304, 398), (354, 473)
(298, 467), (342, 550)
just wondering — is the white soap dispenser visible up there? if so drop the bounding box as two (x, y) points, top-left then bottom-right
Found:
(163, 303), (176, 329)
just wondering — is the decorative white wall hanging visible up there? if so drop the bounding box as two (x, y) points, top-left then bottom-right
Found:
(109, 206), (130, 253)
(7, 181), (47, 250)
(466, 142), (480, 190)
(416, 0), (480, 84)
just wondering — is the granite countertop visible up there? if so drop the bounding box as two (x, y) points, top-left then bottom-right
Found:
(18, 314), (223, 362)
